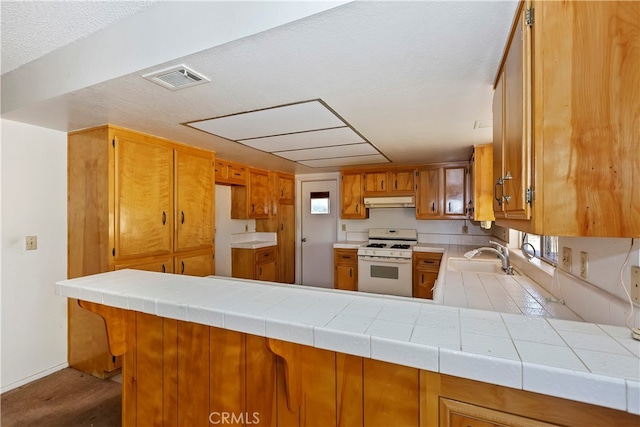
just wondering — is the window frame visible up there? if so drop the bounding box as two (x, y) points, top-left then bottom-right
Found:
(521, 233), (558, 265)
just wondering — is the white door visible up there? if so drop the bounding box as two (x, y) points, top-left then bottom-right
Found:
(301, 180), (337, 288)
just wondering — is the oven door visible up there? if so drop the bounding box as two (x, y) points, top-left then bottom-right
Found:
(357, 255), (413, 297)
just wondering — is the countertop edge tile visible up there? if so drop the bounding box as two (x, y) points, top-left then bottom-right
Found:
(266, 319), (314, 347)
(439, 348), (522, 389)
(313, 327), (371, 358)
(627, 380), (640, 415)
(523, 362), (627, 411)
(371, 336), (438, 372)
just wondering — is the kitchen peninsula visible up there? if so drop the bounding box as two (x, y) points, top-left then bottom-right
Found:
(56, 270), (639, 426)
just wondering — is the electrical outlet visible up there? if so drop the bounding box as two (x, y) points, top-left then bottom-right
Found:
(632, 266), (640, 304)
(244, 224), (249, 232)
(580, 251), (588, 279)
(25, 235), (38, 250)
(562, 247), (572, 272)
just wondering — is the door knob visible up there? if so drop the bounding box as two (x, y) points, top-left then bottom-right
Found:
(301, 237), (307, 242)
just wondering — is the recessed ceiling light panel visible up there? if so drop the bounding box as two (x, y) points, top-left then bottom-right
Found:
(143, 64), (210, 91)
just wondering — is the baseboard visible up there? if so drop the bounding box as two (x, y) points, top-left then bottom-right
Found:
(1, 362), (69, 394)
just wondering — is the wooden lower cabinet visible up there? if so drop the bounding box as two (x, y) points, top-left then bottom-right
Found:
(232, 246), (278, 282)
(174, 250), (215, 276)
(77, 304), (639, 427)
(413, 252), (442, 299)
(334, 248), (358, 291)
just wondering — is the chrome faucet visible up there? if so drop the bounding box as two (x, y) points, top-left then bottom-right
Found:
(464, 241), (513, 274)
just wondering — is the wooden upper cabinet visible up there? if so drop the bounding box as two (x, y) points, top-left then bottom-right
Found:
(363, 169), (415, 196)
(469, 144), (495, 222)
(416, 163), (467, 220)
(114, 134), (173, 260)
(277, 173), (295, 203)
(416, 168), (441, 219)
(248, 169), (270, 218)
(444, 166), (466, 216)
(215, 159), (247, 186)
(389, 169), (415, 193)
(492, 71), (506, 219)
(493, 1), (639, 237)
(231, 168), (270, 219)
(501, 6), (530, 220)
(341, 171), (368, 219)
(364, 171), (387, 195)
(174, 148), (215, 253)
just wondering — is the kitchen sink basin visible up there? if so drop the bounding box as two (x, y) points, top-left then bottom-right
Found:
(447, 257), (518, 275)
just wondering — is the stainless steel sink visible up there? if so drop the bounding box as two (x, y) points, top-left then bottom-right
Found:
(447, 257), (518, 275)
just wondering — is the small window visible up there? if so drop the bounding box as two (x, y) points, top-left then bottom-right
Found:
(522, 233), (558, 265)
(310, 191), (330, 214)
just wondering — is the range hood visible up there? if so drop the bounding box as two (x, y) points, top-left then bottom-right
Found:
(364, 195), (416, 208)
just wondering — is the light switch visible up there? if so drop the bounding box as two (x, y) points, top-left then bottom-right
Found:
(26, 235), (38, 250)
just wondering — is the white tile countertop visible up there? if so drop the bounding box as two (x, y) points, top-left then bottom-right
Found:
(56, 269), (640, 414)
(332, 241), (366, 249)
(230, 232), (277, 249)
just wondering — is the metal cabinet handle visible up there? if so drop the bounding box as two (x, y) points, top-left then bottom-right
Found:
(494, 178), (504, 206)
(395, 180), (398, 190)
(421, 273), (424, 285)
(422, 260), (435, 264)
(356, 203), (359, 213)
(381, 180), (384, 190)
(162, 264), (166, 273)
(162, 211), (167, 225)
(181, 211), (185, 224)
(349, 268), (353, 278)
(251, 204), (255, 213)
(503, 195), (512, 204)
(431, 202), (435, 212)
(280, 223), (284, 231)
(448, 202), (452, 212)
(181, 261), (185, 274)
(259, 267), (263, 276)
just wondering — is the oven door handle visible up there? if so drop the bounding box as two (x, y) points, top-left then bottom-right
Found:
(358, 255), (412, 264)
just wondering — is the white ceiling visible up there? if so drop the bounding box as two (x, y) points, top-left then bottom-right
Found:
(1, 0), (518, 174)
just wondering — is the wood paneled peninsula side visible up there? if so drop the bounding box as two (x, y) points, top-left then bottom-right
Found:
(56, 270), (640, 427)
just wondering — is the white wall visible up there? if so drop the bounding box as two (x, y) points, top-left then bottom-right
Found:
(554, 237), (640, 327)
(214, 185), (255, 277)
(340, 207), (494, 245)
(0, 119), (68, 392)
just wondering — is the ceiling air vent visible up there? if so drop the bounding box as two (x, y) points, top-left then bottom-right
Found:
(143, 64), (210, 91)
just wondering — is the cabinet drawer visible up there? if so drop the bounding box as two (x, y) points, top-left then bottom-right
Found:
(256, 247), (277, 263)
(413, 252), (442, 272)
(227, 163), (247, 182)
(335, 248), (358, 264)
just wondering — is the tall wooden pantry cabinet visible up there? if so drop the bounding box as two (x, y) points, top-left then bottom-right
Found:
(67, 125), (216, 377)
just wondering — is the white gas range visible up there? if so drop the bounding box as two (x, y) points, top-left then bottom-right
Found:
(357, 228), (417, 297)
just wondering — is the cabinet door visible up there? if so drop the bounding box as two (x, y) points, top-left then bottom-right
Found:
(115, 257), (174, 274)
(341, 172), (367, 219)
(248, 170), (270, 219)
(502, 8), (530, 220)
(278, 174), (295, 202)
(444, 166), (466, 216)
(364, 171), (387, 195)
(335, 264), (357, 291)
(492, 71), (506, 218)
(390, 170), (415, 193)
(115, 135), (173, 259)
(175, 149), (214, 252)
(256, 261), (277, 282)
(278, 204), (295, 284)
(175, 251), (215, 277)
(334, 249), (358, 291)
(416, 168), (441, 219)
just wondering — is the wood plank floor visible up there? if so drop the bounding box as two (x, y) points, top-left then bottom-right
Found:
(1, 368), (121, 427)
